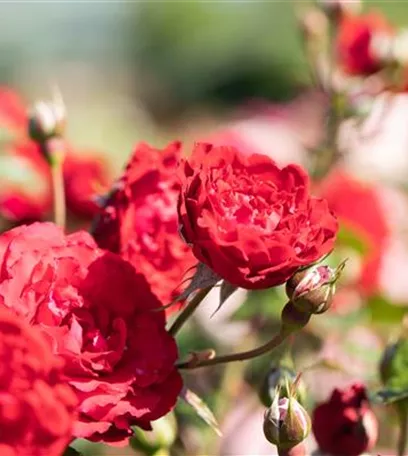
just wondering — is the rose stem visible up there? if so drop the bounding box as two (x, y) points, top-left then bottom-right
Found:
(177, 330), (289, 369)
(169, 287), (212, 336)
(177, 301), (310, 369)
(397, 405), (408, 456)
(50, 157), (66, 228)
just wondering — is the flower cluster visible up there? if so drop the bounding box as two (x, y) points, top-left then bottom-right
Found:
(0, 223), (182, 445)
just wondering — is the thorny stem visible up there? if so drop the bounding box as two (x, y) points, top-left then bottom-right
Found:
(177, 330), (290, 369)
(177, 301), (311, 369)
(169, 287), (211, 336)
(313, 19), (345, 179)
(50, 158), (66, 229)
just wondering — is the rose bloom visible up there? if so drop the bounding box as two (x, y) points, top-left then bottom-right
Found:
(64, 151), (111, 219)
(0, 223), (182, 445)
(178, 143), (338, 289)
(0, 306), (77, 456)
(337, 11), (393, 75)
(93, 141), (196, 308)
(318, 169), (389, 295)
(312, 383), (378, 456)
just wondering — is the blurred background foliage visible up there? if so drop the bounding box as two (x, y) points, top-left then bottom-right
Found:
(1, 0), (405, 166)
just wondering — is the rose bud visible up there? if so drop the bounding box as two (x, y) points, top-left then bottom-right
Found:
(312, 384), (378, 456)
(286, 262), (344, 315)
(260, 365), (307, 408)
(29, 95), (66, 143)
(263, 394), (311, 450)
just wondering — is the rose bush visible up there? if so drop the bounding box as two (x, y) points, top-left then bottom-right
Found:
(93, 141), (196, 308)
(0, 222), (182, 445)
(0, 306), (77, 456)
(312, 383), (378, 456)
(178, 143), (338, 289)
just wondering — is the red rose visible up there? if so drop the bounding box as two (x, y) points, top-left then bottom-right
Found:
(0, 306), (77, 456)
(318, 170), (389, 295)
(178, 143), (338, 289)
(0, 222), (182, 445)
(337, 11), (393, 75)
(312, 383), (378, 456)
(93, 141), (196, 309)
(63, 151), (111, 219)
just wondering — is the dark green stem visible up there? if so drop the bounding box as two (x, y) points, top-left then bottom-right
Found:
(177, 330), (290, 369)
(169, 287), (211, 336)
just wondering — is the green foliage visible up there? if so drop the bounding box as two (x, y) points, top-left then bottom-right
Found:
(368, 296), (408, 325)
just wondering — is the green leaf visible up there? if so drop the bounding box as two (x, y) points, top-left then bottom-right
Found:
(210, 281), (238, 318)
(381, 338), (408, 390)
(368, 295), (407, 325)
(179, 386), (222, 436)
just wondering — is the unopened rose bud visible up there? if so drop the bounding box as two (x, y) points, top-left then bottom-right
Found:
(263, 395), (311, 450)
(29, 96), (66, 143)
(260, 366), (307, 407)
(286, 262), (344, 315)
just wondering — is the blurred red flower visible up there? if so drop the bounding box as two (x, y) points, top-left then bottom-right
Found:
(0, 87), (28, 132)
(0, 222), (182, 445)
(93, 141), (196, 309)
(337, 11), (393, 75)
(64, 151), (111, 219)
(319, 169), (389, 294)
(178, 143), (338, 289)
(312, 383), (378, 456)
(0, 306), (77, 456)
